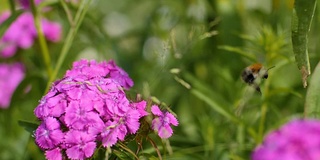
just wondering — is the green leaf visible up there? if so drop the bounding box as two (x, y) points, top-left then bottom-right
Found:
(190, 89), (240, 124)
(0, 10), (23, 38)
(217, 45), (256, 62)
(305, 62), (320, 118)
(291, 0), (317, 88)
(18, 120), (39, 135)
(138, 153), (159, 160)
(113, 149), (135, 160)
(182, 72), (239, 123)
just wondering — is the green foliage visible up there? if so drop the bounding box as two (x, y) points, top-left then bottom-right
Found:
(305, 62), (320, 118)
(292, 0), (317, 88)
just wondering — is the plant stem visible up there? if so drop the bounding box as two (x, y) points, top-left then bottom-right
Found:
(30, 0), (53, 78)
(59, 0), (74, 26)
(147, 136), (162, 160)
(8, 0), (16, 13)
(45, 0), (92, 92)
(258, 103), (267, 143)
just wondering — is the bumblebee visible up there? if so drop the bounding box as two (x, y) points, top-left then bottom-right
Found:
(241, 63), (274, 93)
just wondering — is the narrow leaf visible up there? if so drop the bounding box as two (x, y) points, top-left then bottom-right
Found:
(113, 149), (134, 160)
(305, 62), (320, 118)
(18, 120), (39, 134)
(291, 0), (317, 88)
(218, 45), (256, 62)
(190, 89), (240, 124)
(180, 72), (239, 123)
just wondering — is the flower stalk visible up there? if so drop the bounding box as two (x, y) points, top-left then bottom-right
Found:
(46, 0), (92, 92)
(29, 0), (53, 78)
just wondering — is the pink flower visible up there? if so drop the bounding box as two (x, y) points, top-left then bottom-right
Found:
(34, 93), (67, 119)
(65, 130), (96, 160)
(64, 100), (104, 131)
(0, 62), (25, 108)
(151, 105), (178, 139)
(0, 11), (62, 58)
(252, 119), (320, 160)
(34, 117), (64, 149)
(42, 19), (62, 42)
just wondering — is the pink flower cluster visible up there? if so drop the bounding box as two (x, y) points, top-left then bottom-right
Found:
(252, 119), (320, 160)
(34, 59), (178, 160)
(0, 11), (61, 58)
(0, 63), (25, 108)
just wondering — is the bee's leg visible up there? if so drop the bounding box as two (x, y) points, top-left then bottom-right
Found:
(253, 84), (262, 94)
(248, 83), (262, 94)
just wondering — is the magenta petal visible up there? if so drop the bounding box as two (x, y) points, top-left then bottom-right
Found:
(117, 124), (127, 140)
(0, 63), (25, 108)
(34, 104), (50, 119)
(35, 118), (64, 149)
(83, 142), (96, 158)
(65, 130), (96, 159)
(101, 129), (118, 148)
(42, 20), (62, 42)
(101, 121), (119, 147)
(66, 86), (83, 99)
(17, 33), (34, 48)
(151, 105), (162, 116)
(158, 125), (173, 139)
(64, 101), (79, 126)
(152, 118), (162, 131)
(125, 109), (141, 133)
(45, 148), (62, 160)
(0, 43), (17, 58)
(49, 99), (66, 117)
(166, 112), (179, 126)
(66, 145), (83, 160)
(107, 60), (134, 89)
(45, 117), (60, 130)
(131, 100), (148, 117)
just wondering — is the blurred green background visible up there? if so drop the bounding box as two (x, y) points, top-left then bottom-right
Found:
(1, 0), (319, 159)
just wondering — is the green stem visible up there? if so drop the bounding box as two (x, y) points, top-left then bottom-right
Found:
(45, 0), (92, 92)
(8, 0), (16, 13)
(59, 0), (74, 26)
(147, 136), (162, 160)
(118, 142), (139, 160)
(258, 104), (267, 143)
(30, 0), (53, 78)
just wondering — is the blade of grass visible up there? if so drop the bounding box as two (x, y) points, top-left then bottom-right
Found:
(217, 45), (256, 62)
(291, 0), (316, 88)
